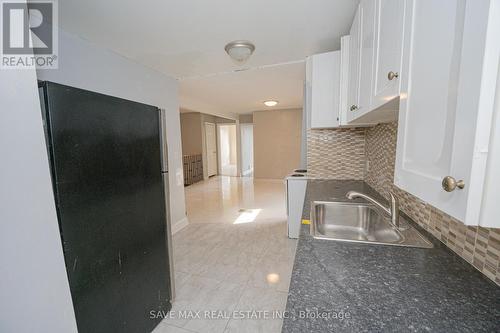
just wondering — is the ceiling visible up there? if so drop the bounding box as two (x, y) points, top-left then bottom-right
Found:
(180, 61), (305, 115)
(58, 0), (359, 115)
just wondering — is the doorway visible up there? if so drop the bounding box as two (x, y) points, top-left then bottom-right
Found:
(240, 124), (254, 177)
(217, 124), (238, 176)
(204, 122), (217, 177)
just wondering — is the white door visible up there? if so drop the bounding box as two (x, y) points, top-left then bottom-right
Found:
(205, 122), (217, 177)
(395, 0), (499, 225)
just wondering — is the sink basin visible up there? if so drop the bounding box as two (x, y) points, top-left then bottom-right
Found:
(310, 201), (433, 248)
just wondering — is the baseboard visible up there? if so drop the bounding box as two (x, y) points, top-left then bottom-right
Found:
(172, 216), (189, 234)
(242, 168), (254, 176)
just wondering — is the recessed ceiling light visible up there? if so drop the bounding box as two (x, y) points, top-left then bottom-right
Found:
(264, 100), (278, 107)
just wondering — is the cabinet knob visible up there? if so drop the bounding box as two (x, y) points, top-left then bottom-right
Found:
(350, 105), (358, 112)
(388, 71), (399, 80)
(442, 176), (465, 192)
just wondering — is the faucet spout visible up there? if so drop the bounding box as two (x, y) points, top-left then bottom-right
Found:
(346, 191), (400, 228)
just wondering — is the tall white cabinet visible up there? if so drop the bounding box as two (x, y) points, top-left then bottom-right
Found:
(395, 0), (500, 226)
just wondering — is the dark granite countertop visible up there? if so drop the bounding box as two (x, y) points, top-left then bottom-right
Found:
(282, 180), (500, 333)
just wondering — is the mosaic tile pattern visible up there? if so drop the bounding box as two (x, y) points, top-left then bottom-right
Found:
(365, 122), (500, 285)
(307, 122), (500, 284)
(306, 128), (366, 180)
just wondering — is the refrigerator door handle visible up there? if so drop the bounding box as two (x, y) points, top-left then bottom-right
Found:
(163, 172), (175, 302)
(159, 108), (168, 172)
(159, 108), (175, 301)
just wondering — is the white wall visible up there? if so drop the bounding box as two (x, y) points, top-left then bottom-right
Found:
(240, 124), (254, 175)
(0, 64), (78, 331)
(36, 29), (187, 231)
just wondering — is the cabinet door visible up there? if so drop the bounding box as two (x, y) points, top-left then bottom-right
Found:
(304, 57), (313, 129)
(395, 0), (499, 225)
(347, 0), (376, 123)
(340, 36), (376, 127)
(371, 0), (406, 110)
(347, 6), (361, 118)
(338, 35), (350, 125)
(310, 52), (341, 128)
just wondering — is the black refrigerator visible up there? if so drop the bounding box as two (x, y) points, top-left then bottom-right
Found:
(38, 81), (174, 333)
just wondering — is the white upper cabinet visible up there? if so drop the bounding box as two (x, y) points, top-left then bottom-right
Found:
(338, 36), (350, 126)
(307, 51), (341, 129)
(395, 0), (500, 226)
(340, 35), (375, 127)
(346, 0), (376, 124)
(346, 6), (361, 120)
(480, 69), (500, 228)
(347, 0), (405, 124)
(357, 0), (376, 118)
(371, 0), (406, 110)
(305, 44), (371, 129)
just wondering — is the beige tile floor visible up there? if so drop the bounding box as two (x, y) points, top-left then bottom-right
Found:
(153, 176), (297, 333)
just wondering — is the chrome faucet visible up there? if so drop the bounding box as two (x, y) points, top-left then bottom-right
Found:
(346, 191), (400, 228)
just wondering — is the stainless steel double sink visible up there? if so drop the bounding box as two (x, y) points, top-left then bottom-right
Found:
(310, 201), (433, 248)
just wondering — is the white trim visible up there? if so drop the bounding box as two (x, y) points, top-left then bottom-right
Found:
(172, 216), (189, 234)
(242, 168), (254, 177)
(216, 123), (222, 175)
(204, 122), (217, 177)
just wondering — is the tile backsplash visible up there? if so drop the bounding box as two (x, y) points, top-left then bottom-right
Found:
(306, 128), (366, 179)
(307, 123), (500, 285)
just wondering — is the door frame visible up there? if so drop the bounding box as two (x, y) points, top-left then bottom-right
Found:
(216, 123), (238, 176)
(204, 122), (217, 177)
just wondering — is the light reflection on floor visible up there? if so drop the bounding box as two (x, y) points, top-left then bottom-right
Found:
(234, 208), (262, 224)
(185, 176), (285, 226)
(153, 176), (297, 333)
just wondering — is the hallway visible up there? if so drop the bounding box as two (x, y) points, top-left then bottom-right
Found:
(155, 176), (297, 333)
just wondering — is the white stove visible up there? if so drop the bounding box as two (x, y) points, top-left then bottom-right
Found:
(285, 169), (309, 238)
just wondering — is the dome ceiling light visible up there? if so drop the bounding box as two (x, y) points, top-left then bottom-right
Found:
(224, 40), (255, 65)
